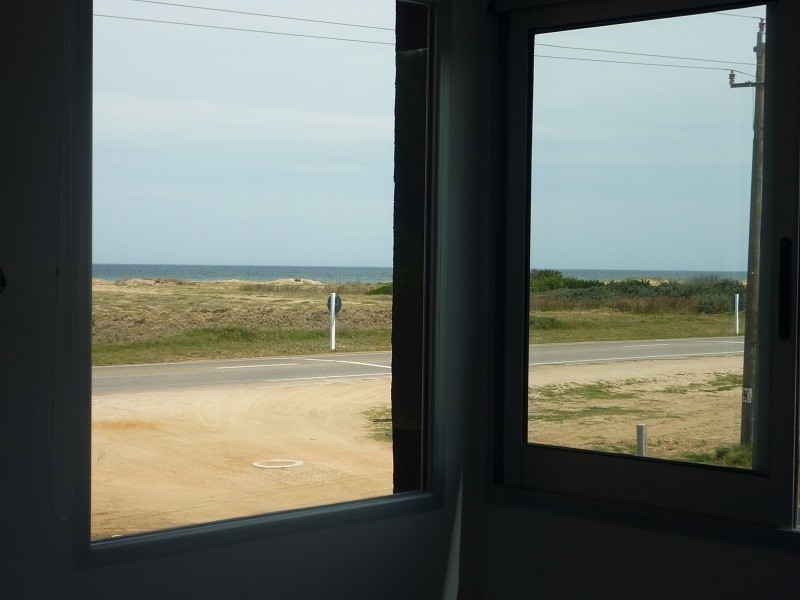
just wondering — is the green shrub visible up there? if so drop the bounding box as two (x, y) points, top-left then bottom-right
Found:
(697, 295), (726, 314)
(605, 279), (653, 296)
(681, 444), (752, 468)
(531, 273), (745, 314)
(530, 269), (601, 293)
(366, 282), (393, 295)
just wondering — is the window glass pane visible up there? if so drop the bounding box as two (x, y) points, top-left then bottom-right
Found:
(527, 6), (766, 468)
(92, 1), (426, 540)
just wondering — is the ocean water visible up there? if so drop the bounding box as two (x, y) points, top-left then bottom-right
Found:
(93, 264), (393, 284)
(557, 268), (747, 282)
(94, 265), (747, 284)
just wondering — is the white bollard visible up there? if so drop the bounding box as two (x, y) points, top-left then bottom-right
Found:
(735, 293), (740, 335)
(330, 293), (337, 351)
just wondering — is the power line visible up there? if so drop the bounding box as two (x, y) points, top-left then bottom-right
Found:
(713, 11), (763, 20)
(93, 14), (394, 45)
(535, 42), (754, 67)
(117, 0), (394, 31)
(95, 9), (759, 68)
(534, 53), (755, 77)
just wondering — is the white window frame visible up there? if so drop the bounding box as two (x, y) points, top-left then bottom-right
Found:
(498, 0), (800, 528)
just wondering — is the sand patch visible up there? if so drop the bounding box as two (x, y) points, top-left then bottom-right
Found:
(92, 354), (748, 540)
(262, 278), (324, 286)
(529, 355), (744, 458)
(92, 377), (392, 539)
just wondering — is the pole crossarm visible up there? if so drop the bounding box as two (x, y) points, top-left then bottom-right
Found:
(729, 70), (763, 88)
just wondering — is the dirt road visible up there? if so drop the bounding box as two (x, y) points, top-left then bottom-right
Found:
(92, 377), (392, 539)
(93, 354), (745, 539)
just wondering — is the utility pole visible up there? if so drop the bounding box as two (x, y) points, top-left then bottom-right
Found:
(729, 19), (765, 446)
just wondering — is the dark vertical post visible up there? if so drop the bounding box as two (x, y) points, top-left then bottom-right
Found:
(392, 3), (429, 492)
(741, 20), (765, 446)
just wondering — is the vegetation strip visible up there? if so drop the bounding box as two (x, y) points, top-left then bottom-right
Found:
(92, 278), (392, 365)
(529, 371), (750, 468)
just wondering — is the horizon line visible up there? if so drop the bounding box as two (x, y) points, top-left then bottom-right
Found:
(92, 262), (394, 268)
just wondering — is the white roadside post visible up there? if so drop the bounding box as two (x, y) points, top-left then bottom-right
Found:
(735, 293), (740, 335)
(328, 293), (341, 351)
(330, 293), (337, 350)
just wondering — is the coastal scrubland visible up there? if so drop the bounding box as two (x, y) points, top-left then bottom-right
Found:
(526, 270), (750, 468)
(91, 273), (753, 537)
(92, 278), (392, 365)
(529, 269), (745, 342)
(92, 271), (746, 365)
(528, 356), (750, 467)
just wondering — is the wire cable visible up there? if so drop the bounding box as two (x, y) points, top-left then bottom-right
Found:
(713, 11), (764, 20)
(116, 0), (394, 31)
(535, 42), (754, 67)
(534, 53), (755, 78)
(93, 13), (394, 45)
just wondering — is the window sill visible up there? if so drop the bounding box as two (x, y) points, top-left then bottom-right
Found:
(488, 484), (800, 553)
(81, 491), (439, 569)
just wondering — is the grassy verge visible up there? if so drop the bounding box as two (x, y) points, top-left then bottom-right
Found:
(529, 309), (741, 344)
(588, 442), (752, 468)
(92, 277), (744, 365)
(363, 406), (393, 442)
(530, 380), (659, 424)
(679, 444), (752, 468)
(529, 271), (746, 343)
(94, 327), (391, 366)
(92, 279), (393, 365)
(529, 372), (752, 468)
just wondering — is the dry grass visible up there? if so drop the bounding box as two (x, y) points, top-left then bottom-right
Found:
(93, 278), (391, 343)
(529, 308), (741, 344)
(533, 296), (725, 314)
(92, 278), (392, 364)
(528, 357), (750, 466)
(92, 278), (742, 365)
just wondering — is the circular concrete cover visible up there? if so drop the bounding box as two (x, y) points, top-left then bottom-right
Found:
(252, 459), (304, 469)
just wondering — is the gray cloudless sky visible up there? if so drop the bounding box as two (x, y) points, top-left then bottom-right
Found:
(93, 2), (765, 270)
(530, 5), (766, 272)
(93, 0), (395, 266)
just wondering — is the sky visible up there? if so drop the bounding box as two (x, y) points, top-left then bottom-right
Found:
(93, 2), (766, 271)
(93, 0), (396, 266)
(530, 5), (767, 272)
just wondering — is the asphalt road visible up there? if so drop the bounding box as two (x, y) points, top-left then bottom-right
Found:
(92, 351), (393, 394)
(529, 336), (744, 366)
(92, 337), (744, 394)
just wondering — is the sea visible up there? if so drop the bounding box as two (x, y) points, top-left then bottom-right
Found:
(558, 268), (747, 282)
(93, 264), (746, 284)
(92, 264), (394, 284)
